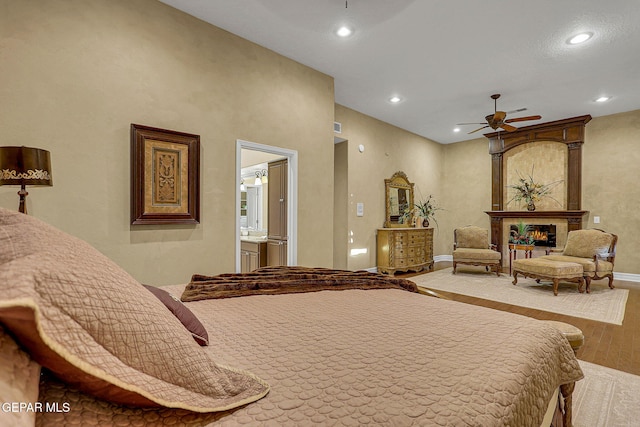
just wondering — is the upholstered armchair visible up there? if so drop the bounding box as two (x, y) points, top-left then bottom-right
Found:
(541, 228), (618, 289)
(452, 226), (501, 276)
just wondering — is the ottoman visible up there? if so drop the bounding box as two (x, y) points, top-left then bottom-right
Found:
(541, 320), (585, 355)
(512, 258), (584, 296)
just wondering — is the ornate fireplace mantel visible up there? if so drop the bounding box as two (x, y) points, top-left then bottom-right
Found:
(486, 211), (588, 253)
(484, 115), (592, 252)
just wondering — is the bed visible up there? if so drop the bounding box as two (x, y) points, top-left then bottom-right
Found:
(0, 207), (583, 426)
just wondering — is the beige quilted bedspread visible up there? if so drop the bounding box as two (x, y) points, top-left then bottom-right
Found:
(37, 287), (583, 426)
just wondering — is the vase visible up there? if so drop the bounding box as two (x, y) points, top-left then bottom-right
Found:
(527, 201), (536, 211)
(422, 218), (429, 228)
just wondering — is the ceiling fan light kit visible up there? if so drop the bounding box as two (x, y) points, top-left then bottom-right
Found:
(457, 94), (542, 134)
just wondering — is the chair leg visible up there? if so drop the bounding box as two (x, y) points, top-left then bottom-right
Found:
(608, 274), (615, 289)
(452, 262), (457, 274)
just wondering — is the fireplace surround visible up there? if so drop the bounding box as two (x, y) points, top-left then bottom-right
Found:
(484, 115), (591, 260)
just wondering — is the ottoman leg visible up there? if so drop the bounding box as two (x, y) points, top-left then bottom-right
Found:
(561, 381), (575, 427)
(553, 278), (559, 296)
(512, 271), (519, 286)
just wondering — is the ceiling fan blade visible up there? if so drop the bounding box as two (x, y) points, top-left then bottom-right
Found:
(505, 115), (542, 123)
(500, 123), (518, 132)
(468, 125), (490, 134)
(493, 111), (506, 121)
(506, 107), (527, 114)
(456, 122), (486, 125)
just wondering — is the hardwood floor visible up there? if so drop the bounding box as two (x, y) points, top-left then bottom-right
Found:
(402, 262), (640, 376)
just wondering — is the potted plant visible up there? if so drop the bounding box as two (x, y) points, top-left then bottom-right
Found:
(402, 194), (442, 228)
(510, 220), (534, 245)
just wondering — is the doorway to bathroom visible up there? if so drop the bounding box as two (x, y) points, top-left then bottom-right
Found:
(236, 139), (298, 272)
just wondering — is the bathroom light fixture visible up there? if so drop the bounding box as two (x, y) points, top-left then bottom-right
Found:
(568, 32), (593, 45)
(253, 170), (268, 186)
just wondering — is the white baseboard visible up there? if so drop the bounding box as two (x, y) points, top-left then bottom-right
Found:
(614, 272), (640, 283)
(434, 255), (453, 263)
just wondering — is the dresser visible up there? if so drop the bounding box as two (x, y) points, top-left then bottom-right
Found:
(376, 228), (434, 275)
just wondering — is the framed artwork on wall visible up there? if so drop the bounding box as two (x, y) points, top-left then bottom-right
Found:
(130, 124), (200, 225)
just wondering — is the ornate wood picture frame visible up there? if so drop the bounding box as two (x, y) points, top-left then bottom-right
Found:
(130, 124), (200, 225)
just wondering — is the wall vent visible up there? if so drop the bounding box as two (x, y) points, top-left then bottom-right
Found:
(334, 121), (342, 134)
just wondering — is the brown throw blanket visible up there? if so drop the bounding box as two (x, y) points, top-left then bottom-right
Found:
(181, 266), (418, 302)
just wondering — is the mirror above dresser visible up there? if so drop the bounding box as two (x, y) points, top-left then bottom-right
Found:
(384, 171), (414, 228)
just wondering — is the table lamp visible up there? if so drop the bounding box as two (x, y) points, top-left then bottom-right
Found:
(0, 146), (52, 214)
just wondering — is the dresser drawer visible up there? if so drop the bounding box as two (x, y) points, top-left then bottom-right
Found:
(407, 232), (426, 245)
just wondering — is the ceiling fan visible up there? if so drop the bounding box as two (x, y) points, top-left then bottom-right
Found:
(457, 94), (541, 134)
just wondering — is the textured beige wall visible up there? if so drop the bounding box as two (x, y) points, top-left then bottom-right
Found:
(334, 105), (444, 270)
(0, 0), (335, 284)
(583, 110), (640, 274)
(440, 138), (493, 254)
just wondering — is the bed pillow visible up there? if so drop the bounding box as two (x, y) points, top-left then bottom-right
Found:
(143, 284), (209, 346)
(0, 325), (42, 427)
(0, 207), (268, 412)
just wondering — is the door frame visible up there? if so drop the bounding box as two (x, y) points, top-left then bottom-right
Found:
(236, 139), (298, 272)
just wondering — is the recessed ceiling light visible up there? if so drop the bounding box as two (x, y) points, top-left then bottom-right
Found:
(453, 127), (461, 133)
(336, 26), (353, 37)
(568, 32), (593, 45)
(595, 96), (611, 103)
(389, 96), (402, 103)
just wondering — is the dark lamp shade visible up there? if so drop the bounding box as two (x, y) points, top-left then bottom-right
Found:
(0, 146), (53, 186)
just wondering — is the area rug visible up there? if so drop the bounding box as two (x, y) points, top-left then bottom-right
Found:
(410, 268), (628, 325)
(574, 361), (640, 427)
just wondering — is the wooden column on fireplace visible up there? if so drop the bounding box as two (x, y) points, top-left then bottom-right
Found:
(484, 115), (591, 253)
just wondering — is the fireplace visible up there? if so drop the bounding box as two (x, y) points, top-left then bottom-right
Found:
(510, 224), (556, 247)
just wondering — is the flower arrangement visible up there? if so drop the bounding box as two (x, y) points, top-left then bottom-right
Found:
(506, 166), (562, 211)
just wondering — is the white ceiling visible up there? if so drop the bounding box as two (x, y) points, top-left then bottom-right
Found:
(159, 0), (640, 144)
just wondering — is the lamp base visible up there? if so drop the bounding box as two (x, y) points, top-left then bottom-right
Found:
(18, 185), (28, 214)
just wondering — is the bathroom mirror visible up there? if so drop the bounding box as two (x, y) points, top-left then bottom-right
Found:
(385, 171), (414, 228)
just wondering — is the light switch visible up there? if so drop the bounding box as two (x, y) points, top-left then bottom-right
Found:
(593, 216), (600, 224)
(356, 203), (364, 217)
